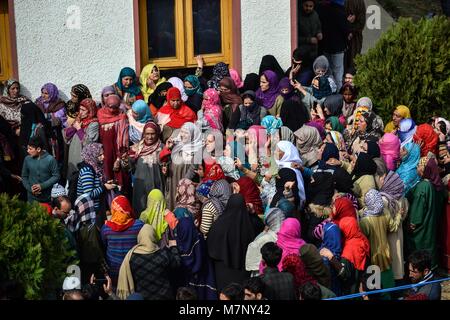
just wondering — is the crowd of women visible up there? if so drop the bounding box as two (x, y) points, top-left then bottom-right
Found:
(1, 44), (449, 300)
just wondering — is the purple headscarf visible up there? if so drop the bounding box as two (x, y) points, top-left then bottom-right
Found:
(306, 121), (326, 140)
(101, 86), (116, 107)
(36, 83), (59, 106)
(279, 77), (295, 100)
(256, 70), (280, 109)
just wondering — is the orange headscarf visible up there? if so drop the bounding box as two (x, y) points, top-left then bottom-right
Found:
(106, 195), (135, 232)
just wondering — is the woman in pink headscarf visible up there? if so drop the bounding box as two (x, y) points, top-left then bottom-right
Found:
(273, 218), (306, 271)
(229, 68), (244, 90)
(379, 133), (401, 171)
(197, 89), (223, 132)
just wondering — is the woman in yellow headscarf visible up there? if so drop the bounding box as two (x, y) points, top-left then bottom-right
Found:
(384, 105), (411, 133)
(139, 189), (177, 245)
(140, 64), (166, 103)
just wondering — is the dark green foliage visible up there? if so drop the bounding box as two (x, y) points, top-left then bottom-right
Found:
(354, 16), (450, 124)
(0, 194), (77, 299)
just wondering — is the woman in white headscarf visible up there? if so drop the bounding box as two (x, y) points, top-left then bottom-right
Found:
(168, 77), (189, 102)
(274, 141), (306, 208)
(160, 122), (203, 210)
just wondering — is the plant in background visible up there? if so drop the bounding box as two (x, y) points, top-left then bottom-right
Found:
(0, 194), (77, 299)
(354, 16), (450, 124)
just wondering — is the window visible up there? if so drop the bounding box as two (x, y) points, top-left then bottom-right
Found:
(0, 0), (12, 81)
(139, 0), (233, 69)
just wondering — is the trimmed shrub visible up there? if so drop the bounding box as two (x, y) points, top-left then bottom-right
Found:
(0, 194), (77, 299)
(354, 16), (450, 124)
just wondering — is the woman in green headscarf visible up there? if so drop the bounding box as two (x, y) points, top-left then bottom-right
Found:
(140, 64), (166, 103)
(140, 189), (172, 248)
(113, 67), (144, 108)
(325, 116), (344, 133)
(184, 75), (203, 113)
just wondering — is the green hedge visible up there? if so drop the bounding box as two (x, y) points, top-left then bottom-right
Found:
(354, 16), (450, 124)
(0, 194), (77, 299)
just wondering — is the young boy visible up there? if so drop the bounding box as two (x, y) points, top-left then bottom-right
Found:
(21, 136), (60, 204)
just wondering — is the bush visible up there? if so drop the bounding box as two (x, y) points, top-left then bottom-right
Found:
(0, 194), (77, 299)
(354, 16), (450, 124)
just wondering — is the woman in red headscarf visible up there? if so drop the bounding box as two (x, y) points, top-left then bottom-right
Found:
(234, 176), (264, 215)
(156, 87), (197, 141)
(330, 196), (357, 225)
(413, 123), (439, 157)
(98, 94), (131, 198)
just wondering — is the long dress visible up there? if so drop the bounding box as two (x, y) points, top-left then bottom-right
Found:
(407, 180), (446, 269)
(64, 122), (99, 180)
(130, 145), (165, 215)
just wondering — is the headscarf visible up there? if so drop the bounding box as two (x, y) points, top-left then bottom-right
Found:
(338, 217), (370, 271)
(184, 75), (203, 96)
(97, 94), (127, 124)
(149, 82), (173, 109)
(261, 115), (283, 135)
(306, 120), (326, 140)
(175, 178), (201, 219)
(264, 208), (286, 233)
(66, 84), (92, 118)
(380, 171), (404, 217)
(139, 189), (168, 241)
(313, 55), (330, 76)
(352, 152), (377, 181)
(128, 100), (153, 144)
(366, 140), (381, 158)
(362, 189), (384, 217)
(396, 142), (421, 195)
(258, 55), (285, 81)
(271, 168), (301, 208)
(379, 133), (401, 171)
(202, 163), (226, 182)
(318, 142), (340, 170)
(282, 254), (317, 289)
(308, 170), (335, 207)
(327, 131), (346, 152)
(101, 86), (116, 107)
(236, 177), (264, 215)
(0, 79), (29, 125)
(278, 126), (296, 145)
(278, 77), (296, 100)
(74, 194), (96, 229)
(398, 118), (417, 147)
(205, 179), (232, 216)
(420, 155), (445, 192)
(351, 97), (372, 131)
(196, 180), (214, 198)
(80, 142), (104, 181)
(323, 94), (343, 117)
(280, 99), (310, 132)
(384, 105), (411, 133)
(158, 88), (197, 129)
(217, 156), (241, 180)
(276, 218), (306, 270)
(256, 70), (280, 109)
(106, 196), (135, 232)
(326, 116), (344, 133)
(219, 77), (242, 112)
(207, 194), (256, 269)
(275, 141), (306, 203)
(116, 67), (142, 97)
(130, 121), (161, 159)
(312, 76), (332, 100)
(79, 98), (98, 129)
(202, 88), (224, 131)
(140, 64), (166, 102)
(171, 124), (202, 159)
(413, 124), (439, 157)
(295, 125), (322, 167)
(242, 73), (260, 93)
(320, 223), (342, 259)
(116, 224), (159, 299)
(331, 197), (357, 225)
(299, 244), (331, 288)
(207, 62), (230, 90)
(229, 68), (244, 89)
(168, 77), (188, 102)
(276, 141), (306, 201)
(240, 90), (261, 126)
(359, 111), (383, 138)
(35, 83), (65, 114)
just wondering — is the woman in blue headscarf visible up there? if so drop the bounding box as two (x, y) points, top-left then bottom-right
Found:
(184, 75), (204, 113)
(127, 100), (153, 144)
(319, 222), (342, 295)
(113, 67), (144, 107)
(396, 141), (421, 195)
